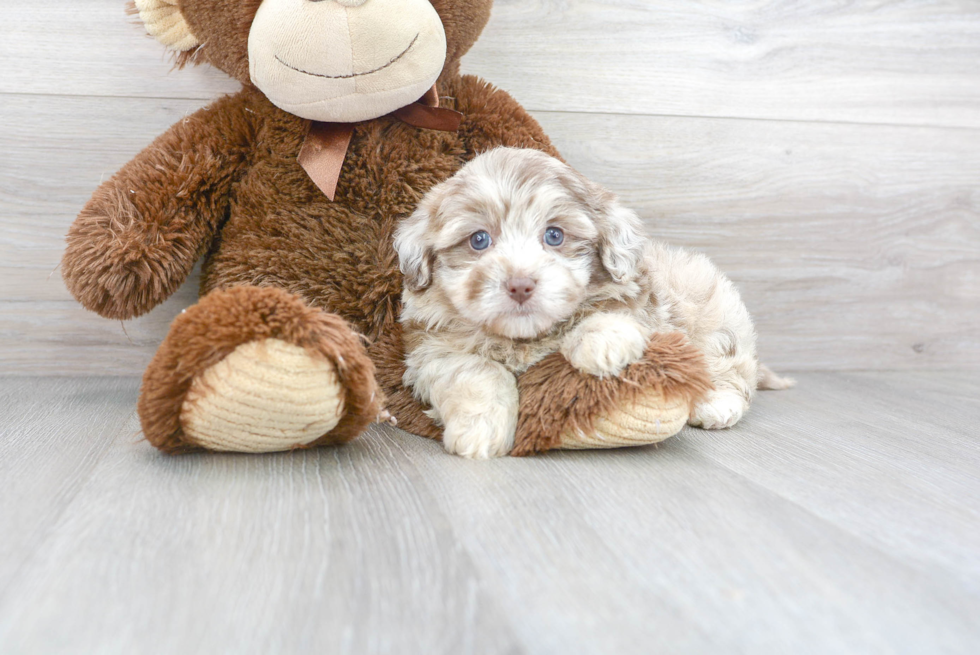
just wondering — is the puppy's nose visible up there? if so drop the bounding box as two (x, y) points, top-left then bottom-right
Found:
(506, 278), (536, 304)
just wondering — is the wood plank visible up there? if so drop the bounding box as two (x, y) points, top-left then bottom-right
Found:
(537, 111), (980, 371)
(0, 94), (206, 302)
(0, 405), (521, 654)
(0, 0), (240, 100)
(469, 0), (980, 128)
(0, 373), (977, 652)
(3, 1), (980, 128)
(685, 371), (980, 583)
(0, 377), (137, 594)
(2, 93), (978, 373)
(0, 93), (206, 376)
(386, 370), (980, 654)
(0, 289), (198, 376)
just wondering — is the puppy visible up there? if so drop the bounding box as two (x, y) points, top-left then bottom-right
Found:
(395, 147), (792, 459)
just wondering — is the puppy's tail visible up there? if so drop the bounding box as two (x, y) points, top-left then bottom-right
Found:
(757, 364), (796, 390)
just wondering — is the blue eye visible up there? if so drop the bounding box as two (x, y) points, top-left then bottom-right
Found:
(544, 227), (564, 246)
(470, 230), (492, 251)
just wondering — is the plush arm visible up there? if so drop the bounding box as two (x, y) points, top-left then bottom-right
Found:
(62, 93), (256, 319)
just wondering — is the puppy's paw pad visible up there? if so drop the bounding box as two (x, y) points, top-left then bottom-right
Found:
(566, 321), (646, 377)
(689, 391), (746, 430)
(442, 412), (515, 459)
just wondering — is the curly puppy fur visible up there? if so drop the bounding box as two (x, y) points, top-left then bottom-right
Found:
(397, 148), (791, 458)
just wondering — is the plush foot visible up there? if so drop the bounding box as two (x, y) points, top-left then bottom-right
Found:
(375, 329), (716, 457)
(181, 338), (345, 453)
(139, 286), (382, 454)
(688, 389), (747, 430)
(513, 332), (714, 455)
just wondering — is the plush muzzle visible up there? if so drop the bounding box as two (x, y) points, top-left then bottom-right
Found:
(248, 0), (448, 122)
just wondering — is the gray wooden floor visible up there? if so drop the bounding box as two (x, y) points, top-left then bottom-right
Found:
(1, 373), (978, 654)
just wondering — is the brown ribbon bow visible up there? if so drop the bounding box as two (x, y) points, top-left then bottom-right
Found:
(298, 86), (463, 201)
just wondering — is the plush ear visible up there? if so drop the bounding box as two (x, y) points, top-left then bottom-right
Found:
(394, 196), (439, 292)
(594, 193), (646, 285)
(132, 0), (201, 52)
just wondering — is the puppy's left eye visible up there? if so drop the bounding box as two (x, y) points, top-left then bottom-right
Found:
(470, 230), (492, 251)
(544, 227), (564, 247)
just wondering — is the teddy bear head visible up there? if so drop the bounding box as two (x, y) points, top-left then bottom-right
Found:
(133, 0), (493, 122)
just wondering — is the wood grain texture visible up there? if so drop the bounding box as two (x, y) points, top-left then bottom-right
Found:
(0, 94), (205, 302)
(3, 1), (980, 128)
(0, 390), (521, 655)
(1, 373), (978, 653)
(2, 93), (978, 373)
(0, 378), (137, 593)
(463, 0), (980, 128)
(0, 93), (205, 375)
(538, 111), (980, 370)
(0, 0), (240, 100)
(685, 370), (980, 580)
(391, 372), (980, 654)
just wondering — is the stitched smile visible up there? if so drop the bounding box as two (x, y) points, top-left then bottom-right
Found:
(275, 34), (419, 79)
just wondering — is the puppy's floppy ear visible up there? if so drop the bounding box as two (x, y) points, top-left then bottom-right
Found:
(589, 186), (646, 285)
(395, 194), (439, 292)
(557, 164), (645, 284)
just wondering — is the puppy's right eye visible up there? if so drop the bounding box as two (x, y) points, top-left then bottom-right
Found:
(544, 226), (565, 247)
(469, 231), (492, 251)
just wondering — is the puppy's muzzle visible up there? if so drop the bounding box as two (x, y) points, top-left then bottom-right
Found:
(506, 277), (536, 305)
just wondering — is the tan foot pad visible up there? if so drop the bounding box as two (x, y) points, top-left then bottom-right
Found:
(180, 338), (345, 453)
(558, 390), (689, 449)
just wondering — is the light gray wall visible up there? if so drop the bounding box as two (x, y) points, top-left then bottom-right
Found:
(2, 0), (978, 374)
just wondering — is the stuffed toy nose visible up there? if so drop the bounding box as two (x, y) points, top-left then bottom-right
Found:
(506, 278), (536, 304)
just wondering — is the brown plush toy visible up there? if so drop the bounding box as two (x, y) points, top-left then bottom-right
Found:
(62, 0), (712, 457)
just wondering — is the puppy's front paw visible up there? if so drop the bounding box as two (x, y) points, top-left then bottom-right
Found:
(442, 409), (516, 460)
(689, 390), (747, 430)
(564, 316), (647, 378)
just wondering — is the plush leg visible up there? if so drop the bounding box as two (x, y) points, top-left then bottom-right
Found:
(372, 326), (713, 457)
(138, 286), (383, 454)
(513, 332), (713, 455)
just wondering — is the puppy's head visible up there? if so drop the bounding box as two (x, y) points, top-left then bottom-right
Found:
(395, 147), (645, 339)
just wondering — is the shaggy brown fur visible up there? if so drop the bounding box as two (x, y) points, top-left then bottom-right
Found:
(139, 285), (382, 454)
(65, 0), (712, 454)
(63, 93), (255, 320)
(370, 326), (442, 441)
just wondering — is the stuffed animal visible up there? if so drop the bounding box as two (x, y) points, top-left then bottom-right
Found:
(62, 0), (712, 457)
